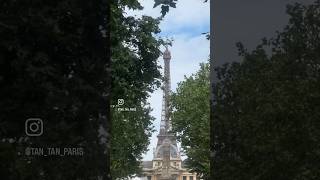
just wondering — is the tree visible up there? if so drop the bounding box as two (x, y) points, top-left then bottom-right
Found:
(0, 0), (179, 179)
(110, 1), (165, 179)
(0, 0), (109, 179)
(212, 1), (320, 179)
(171, 62), (210, 179)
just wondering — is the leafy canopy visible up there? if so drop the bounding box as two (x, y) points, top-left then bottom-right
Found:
(212, 1), (320, 179)
(171, 62), (210, 179)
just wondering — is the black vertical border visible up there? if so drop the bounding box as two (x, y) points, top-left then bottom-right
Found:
(209, 0), (215, 179)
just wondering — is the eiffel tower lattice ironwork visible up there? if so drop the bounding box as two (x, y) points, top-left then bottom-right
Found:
(154, 47), (180, 180)
(139, 47), (197, 180)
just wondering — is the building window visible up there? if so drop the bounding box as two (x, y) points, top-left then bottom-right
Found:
(147, 176), (151, 180)
(189, 176), (194, 180)
(182, 176), (187, 180)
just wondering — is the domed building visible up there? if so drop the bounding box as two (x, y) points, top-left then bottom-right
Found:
(139, 48), (197, 180)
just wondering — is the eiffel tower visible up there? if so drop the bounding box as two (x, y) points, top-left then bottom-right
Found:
(140, 47), (196, 180)
(154, 46), (179, 180)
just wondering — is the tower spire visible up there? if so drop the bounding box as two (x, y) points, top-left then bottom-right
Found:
(160, 47), (172, 135)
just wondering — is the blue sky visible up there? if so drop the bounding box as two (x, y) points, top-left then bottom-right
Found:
(159, 23), (209, 38)
(125, 0), (210, 162)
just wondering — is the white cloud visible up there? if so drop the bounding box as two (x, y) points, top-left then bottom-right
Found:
(160, 0), (210, 33)
(170, 34), (209, 90)
(126, 0), (210, 34)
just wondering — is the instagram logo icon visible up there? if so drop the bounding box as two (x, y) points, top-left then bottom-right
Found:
(25, 118), (43, 136)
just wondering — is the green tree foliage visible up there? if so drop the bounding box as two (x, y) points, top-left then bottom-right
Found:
(110, 0), (166, 179)
(212, 1), (320, 179)
(171, 62), (210, 179)
(0, 0), (178, 178)
(153, 0), (178, 16)
(153, 0), (208, 17)
(0, 0), (109, 179)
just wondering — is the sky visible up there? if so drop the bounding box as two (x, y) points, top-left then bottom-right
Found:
(125, 0), (210, 162)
